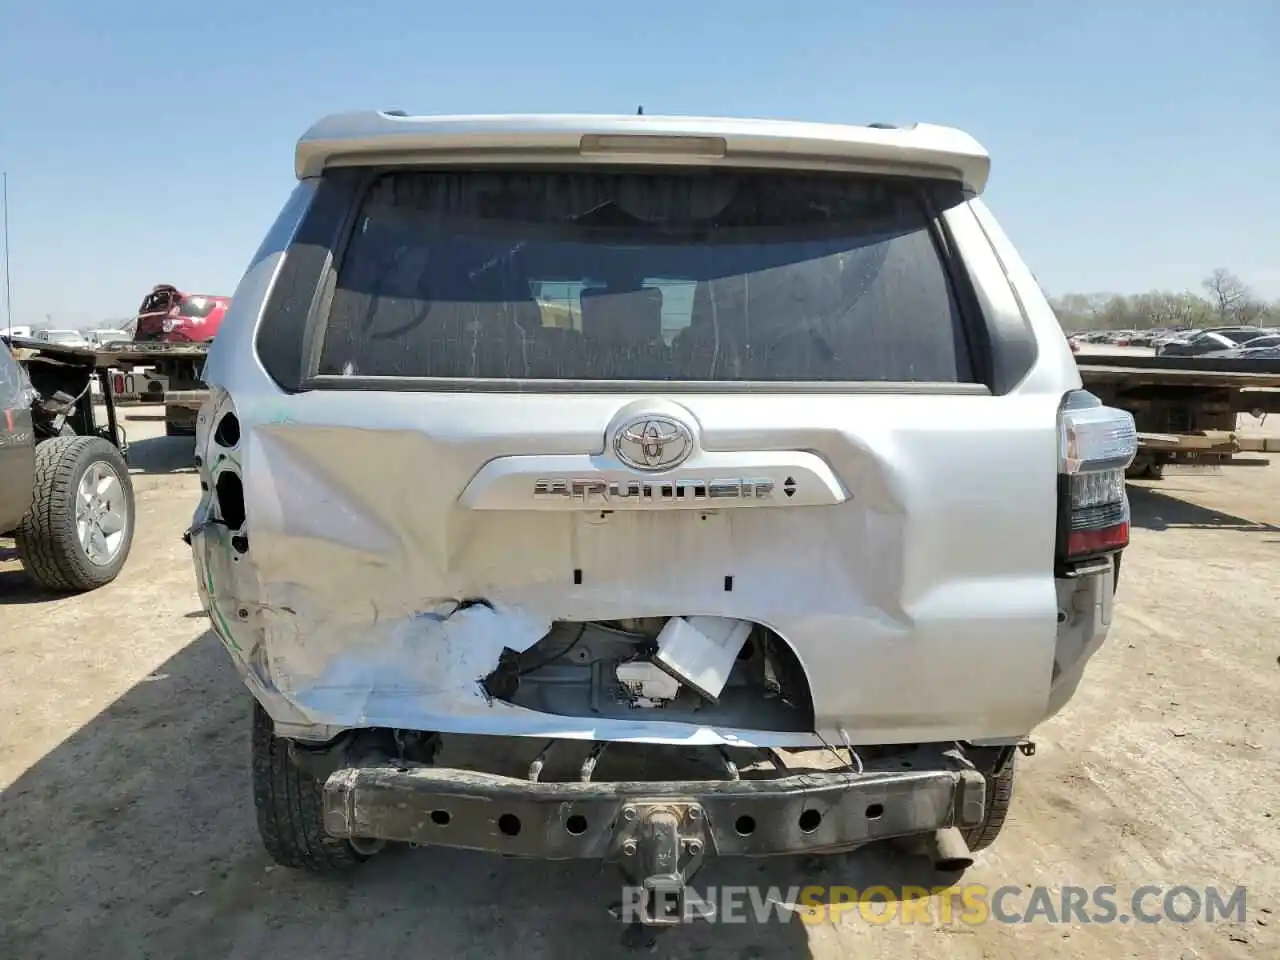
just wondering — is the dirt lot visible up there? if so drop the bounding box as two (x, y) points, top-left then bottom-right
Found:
(2, 407), (1277, 959)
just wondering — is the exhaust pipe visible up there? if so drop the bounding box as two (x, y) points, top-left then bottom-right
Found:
(924, 827), (974, 872)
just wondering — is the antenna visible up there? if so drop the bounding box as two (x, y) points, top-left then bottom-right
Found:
(2, 172), (11, 337)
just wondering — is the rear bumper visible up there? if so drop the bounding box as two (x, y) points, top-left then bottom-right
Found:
(133, 324), (209, 344)
(322, 751), (988, 860)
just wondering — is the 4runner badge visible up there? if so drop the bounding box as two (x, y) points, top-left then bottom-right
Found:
(533, 478), (775, 504)
(613, 415), (693, 471)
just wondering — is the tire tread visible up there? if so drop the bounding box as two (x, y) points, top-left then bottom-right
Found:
(964, 756), (1015, 852)
(15, 436), (133, 591)
(251, 703), (364, 873)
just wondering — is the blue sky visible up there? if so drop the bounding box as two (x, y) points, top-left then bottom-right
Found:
(1, 0), (1276, 327)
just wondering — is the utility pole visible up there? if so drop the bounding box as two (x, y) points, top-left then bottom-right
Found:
(2, 172), (11, 336)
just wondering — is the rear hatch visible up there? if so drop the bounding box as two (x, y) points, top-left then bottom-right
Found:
(164, 295), (226, 342)
(134, 286), (182, 341)
(199, 125), (1067, 746)
(135, 287), (225, 342)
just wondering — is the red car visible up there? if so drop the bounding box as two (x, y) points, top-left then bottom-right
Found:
(133, 284), (231, 343)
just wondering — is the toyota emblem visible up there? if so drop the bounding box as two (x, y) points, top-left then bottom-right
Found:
(613, 415), (694, 471)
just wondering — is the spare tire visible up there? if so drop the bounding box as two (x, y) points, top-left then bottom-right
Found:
(15, 435), (135, 591)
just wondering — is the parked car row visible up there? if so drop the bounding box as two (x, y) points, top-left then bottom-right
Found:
(1069, 328), (1189, 349)
(29, 328), (89, 347)
(1068, 325), (1279, 359)
(11, 283), (230, 353)
(1156, 327), (1279, 357)
(13, 328), (137, 348)
(1201, 343), (1280, 361)
(1198, 333), (1280, 360)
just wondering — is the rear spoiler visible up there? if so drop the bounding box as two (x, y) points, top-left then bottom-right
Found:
(295, 112), (991, 195)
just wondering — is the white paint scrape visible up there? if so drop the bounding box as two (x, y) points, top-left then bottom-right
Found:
(412, 602), (549, 695)
(292, 601), (551, 720)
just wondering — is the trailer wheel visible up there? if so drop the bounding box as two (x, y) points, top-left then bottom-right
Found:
(251, 702), (369, 873)
(15, 436), (135, 591)
(164, 408), (198, 437)
(1125, 455), (1164, 480)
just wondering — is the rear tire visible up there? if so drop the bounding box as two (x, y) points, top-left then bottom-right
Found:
(15, 436), (135, 591)
(1125, 455), (1164, 481)
(964, 755), (1015, 852)
(251, 702), (367, 873)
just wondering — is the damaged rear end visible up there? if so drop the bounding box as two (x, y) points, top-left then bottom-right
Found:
(190, 112), (1133, 918)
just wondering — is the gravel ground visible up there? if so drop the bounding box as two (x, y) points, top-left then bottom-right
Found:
(1, 407), (1276, 959)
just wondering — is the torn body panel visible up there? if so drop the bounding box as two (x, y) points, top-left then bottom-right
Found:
(482, 619), (812, 731)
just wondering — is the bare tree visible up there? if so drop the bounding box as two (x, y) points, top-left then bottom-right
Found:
(1201, 268), (1252, 323)
(1231, 299), (1272, 327)
(1051, 292), (1130, 331)
(1051, 273), (1278, 333)
(1128, 291), (1212, 329)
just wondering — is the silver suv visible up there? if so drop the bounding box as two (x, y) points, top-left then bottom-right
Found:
(189, 111), (1136, 925)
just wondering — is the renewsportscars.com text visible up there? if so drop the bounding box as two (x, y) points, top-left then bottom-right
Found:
(618, 883), (1248, 926)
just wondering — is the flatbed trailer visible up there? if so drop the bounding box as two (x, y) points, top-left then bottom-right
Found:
(9, 336), (1276, 479)
(3, 336), (210, 451)
(148, 359), (1280, 477)
(1076, 352), (1280, 478)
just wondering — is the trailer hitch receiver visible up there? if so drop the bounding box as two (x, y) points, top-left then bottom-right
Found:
(613, 802), (709, 925)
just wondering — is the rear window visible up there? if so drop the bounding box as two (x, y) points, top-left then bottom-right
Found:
(316, 169), (974, 383)
(139, 289), (180, 314)
(177, 297), (218, 319)
(1218, 329), (1264, 344)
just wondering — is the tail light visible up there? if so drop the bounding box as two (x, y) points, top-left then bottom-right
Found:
(113, 373), (125, 394)
(1057, 390), (1137, 571)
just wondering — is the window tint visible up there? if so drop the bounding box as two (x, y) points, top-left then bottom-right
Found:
(1219, 329), (1263, 344)
(177, 297), (217, 318)
(529, 278), (698, 346)
(140, 289), (180, 314)
(317, 170), (974, 383)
